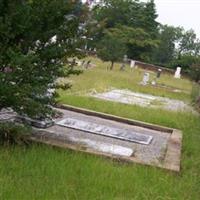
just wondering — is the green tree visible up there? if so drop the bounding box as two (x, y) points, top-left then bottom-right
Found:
(190, 63), (200, 82)
(97, 32), (127, 70)
(0, 0), (84, 118)
(153, 25), (181, 65)
(93, 0), (158, 32)
(177, 29), (197, 57)
(107, 25), (159, 61)
(142, 0), (159, 38)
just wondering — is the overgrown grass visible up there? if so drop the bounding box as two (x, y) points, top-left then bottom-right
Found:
(1, 57), (200, 199)
(0, 101), (200, 199)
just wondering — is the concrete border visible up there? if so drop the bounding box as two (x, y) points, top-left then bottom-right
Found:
(56, 104), (173, 133)
(33, 104), (182, 172)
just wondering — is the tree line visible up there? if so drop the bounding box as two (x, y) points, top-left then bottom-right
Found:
(84, 0), (200, 81)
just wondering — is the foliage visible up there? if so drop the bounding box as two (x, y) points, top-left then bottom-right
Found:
(153, 25), (181, 65)
(142, 0), (159, 38)
(190, 63), (200, 82)
(108, 25), (159, 61)
(0, 0), (84, 118)
(97, 32), (127, 69)
(91, 0), (159, 62)
(0, 122), (31, 145)
(176, 29), (200, 57)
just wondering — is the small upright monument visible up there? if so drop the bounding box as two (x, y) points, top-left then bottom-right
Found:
(130, 60), (136, 68)
(142, 72), (150, 85)
(174, 67), (181, 79)
(157, 69), (162, 78)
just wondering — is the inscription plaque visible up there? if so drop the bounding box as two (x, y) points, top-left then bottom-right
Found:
(56, 118), (153, 145)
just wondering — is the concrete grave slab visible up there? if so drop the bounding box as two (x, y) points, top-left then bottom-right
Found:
(31, 105), (182, 172)
(91, 89), (196, 113)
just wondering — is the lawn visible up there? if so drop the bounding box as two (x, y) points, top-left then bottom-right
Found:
(59, 57), (192, 101)
(0, 57), (200, 200)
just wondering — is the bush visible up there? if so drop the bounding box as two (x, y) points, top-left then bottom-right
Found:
(0, 123), (31, 145)
(190, 64), (200, 82)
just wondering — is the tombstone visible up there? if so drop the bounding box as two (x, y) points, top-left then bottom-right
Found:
(130, 60), (136, 68)
(157, 69), (162, 78)
(142, 72), (150, 85)
(174, 67), (181, 79)
(151, 80), (156, 85)
(120, 55), (128, 71)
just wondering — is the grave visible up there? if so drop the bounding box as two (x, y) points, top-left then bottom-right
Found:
(91, 89), (196, 113)
(31, 105), (182, 172)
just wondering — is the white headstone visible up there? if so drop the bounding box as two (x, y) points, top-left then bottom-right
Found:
(174, 67), (181, 79)
(142, 72), (150, 85)
(130, 60), (136, 68)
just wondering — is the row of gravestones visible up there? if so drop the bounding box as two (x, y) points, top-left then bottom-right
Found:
(129, 60), (182, 86)
(130, 60), (181, 79)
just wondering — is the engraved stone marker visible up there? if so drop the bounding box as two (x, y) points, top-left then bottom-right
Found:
(142, 72), (150, 85)
(157, 69), (162, 78)
(56, 118), (153, 145)
(174, 67), (181, 79)
(130, 60), (136, 68)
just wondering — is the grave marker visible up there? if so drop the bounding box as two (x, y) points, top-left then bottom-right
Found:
(174, 67), (181, 79)
(142, 72), (150, 85)
(56, 118), (153, 145)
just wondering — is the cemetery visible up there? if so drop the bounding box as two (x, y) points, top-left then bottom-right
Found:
(1, 54), (200, 199)
(1, 0), (200, 199)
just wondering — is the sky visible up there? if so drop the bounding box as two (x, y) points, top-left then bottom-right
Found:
(83, 0), (200, 38)
(152, 0), (200, 38)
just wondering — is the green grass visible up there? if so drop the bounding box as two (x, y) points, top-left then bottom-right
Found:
(61, 57), (192, 102)
(0, 103), (200, 200)
(1, 57), (200, 199)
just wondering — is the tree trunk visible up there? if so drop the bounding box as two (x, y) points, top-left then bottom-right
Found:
(110, 61), (114, 70)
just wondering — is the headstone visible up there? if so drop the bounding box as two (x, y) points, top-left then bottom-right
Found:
(151, 80), (156, 85)
(142, 72), (150, 85)
(120, 55), (128, 71)
(174, 67), (181, 79)
(130, 60), (136, 68)
(157, 69), (162, 78)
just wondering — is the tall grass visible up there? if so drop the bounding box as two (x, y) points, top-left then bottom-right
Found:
(1, 57), (200, 199)
(0, 102), (200, 199)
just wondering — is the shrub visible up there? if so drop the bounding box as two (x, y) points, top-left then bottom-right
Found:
(0, 123), (31, 145)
